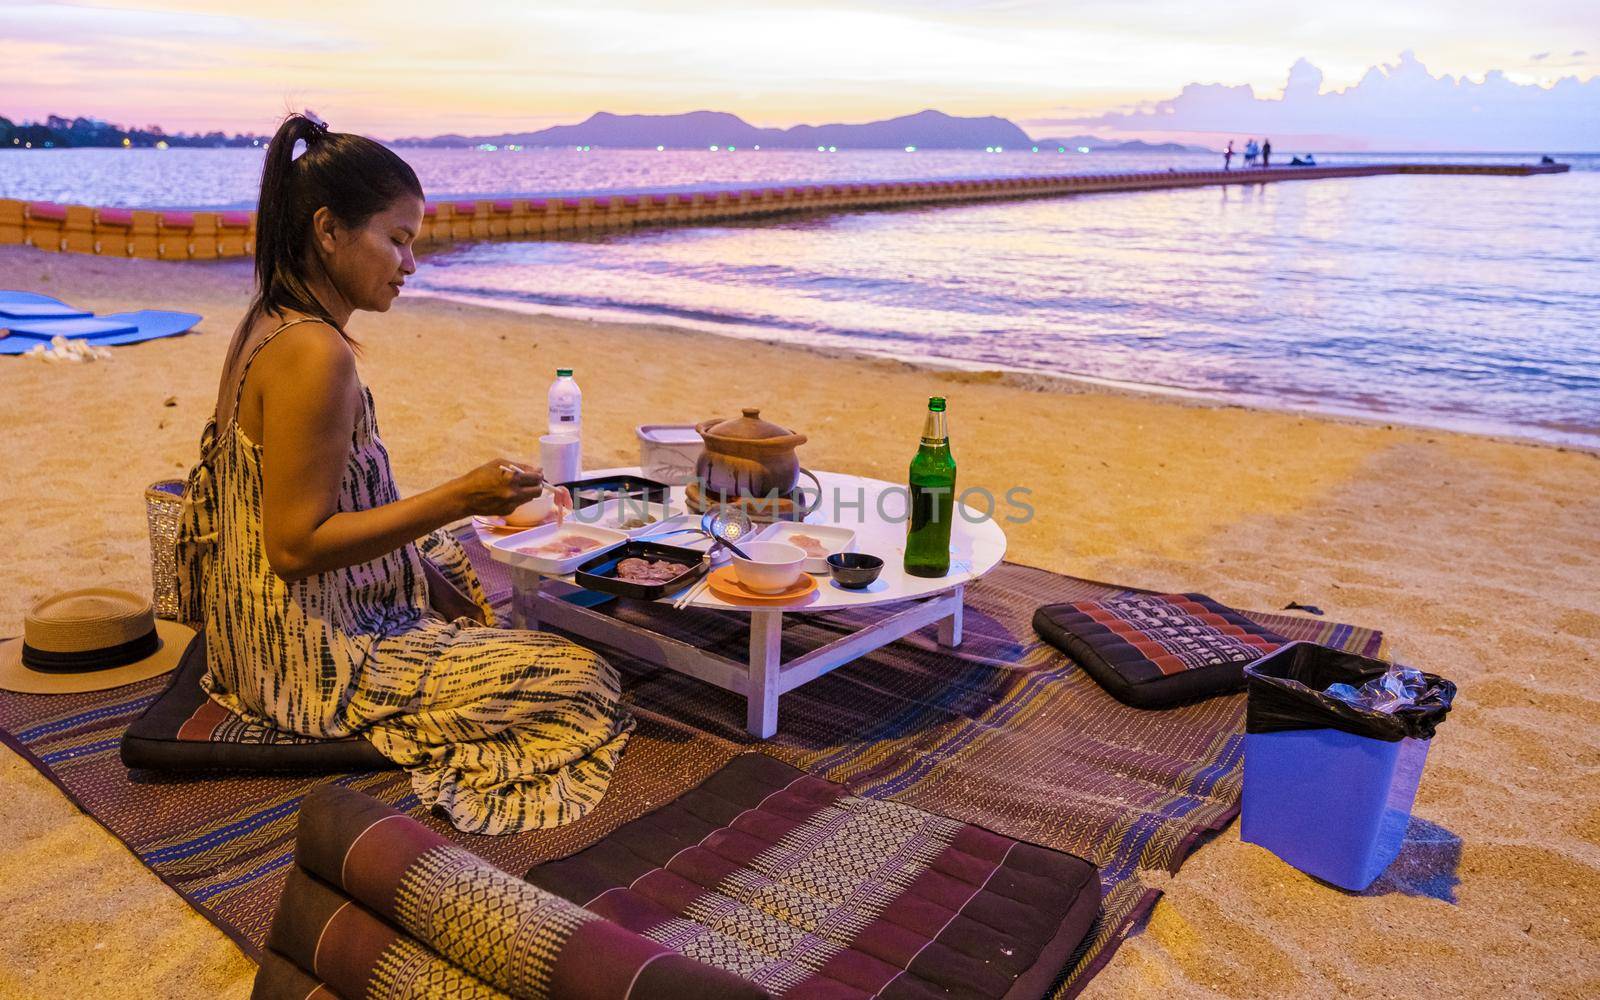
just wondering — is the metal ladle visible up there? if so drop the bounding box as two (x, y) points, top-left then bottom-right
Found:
(701, 505), (754, 560)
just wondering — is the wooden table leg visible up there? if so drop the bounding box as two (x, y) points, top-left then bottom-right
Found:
(937, 583), (965, 647)
(747, 609), (783, 739)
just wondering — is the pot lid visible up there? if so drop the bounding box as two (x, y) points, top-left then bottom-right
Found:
(703, 408), (795, 441)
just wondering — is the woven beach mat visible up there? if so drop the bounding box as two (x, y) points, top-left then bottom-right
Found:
(0, 539), (1381, 999)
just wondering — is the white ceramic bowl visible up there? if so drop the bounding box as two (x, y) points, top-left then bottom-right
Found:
(757, 522), (857, 574)
(731, 541), (807, 594)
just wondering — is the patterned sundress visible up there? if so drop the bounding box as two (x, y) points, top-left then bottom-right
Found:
(175, 317), (632, 835)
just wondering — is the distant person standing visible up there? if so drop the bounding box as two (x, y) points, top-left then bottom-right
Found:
(1262, 138), (1272, 168)
(1244, 139), (1259, 167)
(1224, 140), (1234, 170)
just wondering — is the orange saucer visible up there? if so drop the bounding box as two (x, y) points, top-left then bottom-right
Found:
(706, 566), (818, 604)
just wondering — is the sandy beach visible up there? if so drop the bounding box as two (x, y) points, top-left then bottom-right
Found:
(1, 244), (1596, 998)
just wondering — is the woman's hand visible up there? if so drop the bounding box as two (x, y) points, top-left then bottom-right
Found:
(452, 459), (547, 517)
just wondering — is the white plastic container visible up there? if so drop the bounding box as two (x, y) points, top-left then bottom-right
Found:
(635, 424), (704, 486)
(567, 496), (677, 537)
(548, 368), (582, 437)
(489, 522), (626, 576)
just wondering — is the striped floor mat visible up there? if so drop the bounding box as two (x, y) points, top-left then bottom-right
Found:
(0, 549), (1381, 998)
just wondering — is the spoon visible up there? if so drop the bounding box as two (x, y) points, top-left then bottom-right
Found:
(701, 505), (754, 560)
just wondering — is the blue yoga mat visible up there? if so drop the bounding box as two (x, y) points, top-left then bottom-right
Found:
(0, 308), (201, 355)
(0, 291), (71, 305)
(83, 310), (203, 345)
(0, 301), (93, 321)
(3, 317), (140, 340)
(1, 289), (201, 355)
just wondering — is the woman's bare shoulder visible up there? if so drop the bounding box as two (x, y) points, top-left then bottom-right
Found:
(253, 313), (355, 378)
(236, 317), (359, 430)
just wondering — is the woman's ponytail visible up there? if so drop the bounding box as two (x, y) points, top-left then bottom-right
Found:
(248, 111), (423, 335)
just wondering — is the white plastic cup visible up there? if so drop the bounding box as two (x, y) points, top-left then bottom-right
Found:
(540, 433), (581, 485)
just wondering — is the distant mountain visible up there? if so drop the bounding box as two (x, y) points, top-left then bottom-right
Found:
(1037, 134), (1211, 153)
(394, 109), (1034, 150)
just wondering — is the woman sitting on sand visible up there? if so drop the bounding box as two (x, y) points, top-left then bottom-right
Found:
(175, 113), (631, 835)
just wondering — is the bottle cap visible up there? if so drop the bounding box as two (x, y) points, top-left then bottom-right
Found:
(556, 368), (573, 377)
(928, 396), (946, 412)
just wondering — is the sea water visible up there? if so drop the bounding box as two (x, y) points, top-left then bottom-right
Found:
(3, 148), (1595, 445)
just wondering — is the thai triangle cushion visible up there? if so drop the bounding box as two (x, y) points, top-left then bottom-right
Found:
(523, 752), (1102, 1000)
(1033, 592), (1289, 708)
(120, 629), (395, 774)
(266, 782), (766, 1000)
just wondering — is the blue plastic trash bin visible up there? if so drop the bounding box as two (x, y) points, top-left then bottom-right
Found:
(1240, 642), (1453, 891)
(1242, 729), (1429, 889)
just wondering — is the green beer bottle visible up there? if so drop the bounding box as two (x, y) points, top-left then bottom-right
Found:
(905, 396), (956, 578)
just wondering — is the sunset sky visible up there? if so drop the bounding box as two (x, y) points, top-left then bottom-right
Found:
(2, 0), (1597, 146)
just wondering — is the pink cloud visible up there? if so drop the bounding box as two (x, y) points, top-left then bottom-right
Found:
(1037, 51), (1600, 151)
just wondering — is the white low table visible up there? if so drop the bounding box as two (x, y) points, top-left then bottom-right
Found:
(483, 468), (1007, 738)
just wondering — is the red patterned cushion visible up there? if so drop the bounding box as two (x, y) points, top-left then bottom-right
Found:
(524, 753), (1100, 999)
(1033, 593), (1288, 708)
(120, 631), (394, 774)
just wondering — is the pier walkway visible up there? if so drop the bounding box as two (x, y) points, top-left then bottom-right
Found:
(0, 162), (1569, 261)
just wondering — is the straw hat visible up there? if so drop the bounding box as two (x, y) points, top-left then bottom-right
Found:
(0, 588), (193, 694)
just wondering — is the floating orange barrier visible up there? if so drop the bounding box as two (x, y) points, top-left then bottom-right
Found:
(187, 212), (221, 260)
(0, 198), (24, 244)
(216, 211), (253, 257)
(93, 208), (135, 256)
(12, 163), (1570, 260)
(62, 205), (96, 254)
(418, 202), (439, 243)
(444, 201), (474, 240)
(521, 198), (549, 235)
(156, 211), (191, 259)
(24, 202), (67, 252)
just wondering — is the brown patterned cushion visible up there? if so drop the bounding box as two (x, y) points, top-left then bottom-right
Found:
(257, 783), (766, 1000)
(120, 630), (395, 774)
(264, 868), (514, 998)
(1033, 593), (1289, 708)
(524, 753), (1101, 999)
(250, 949), (336, 1000)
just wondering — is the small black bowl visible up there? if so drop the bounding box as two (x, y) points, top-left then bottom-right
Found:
(827, 552), (884, 589)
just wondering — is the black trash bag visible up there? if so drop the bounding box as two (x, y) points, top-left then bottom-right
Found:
(1245, 642), (1455, 742)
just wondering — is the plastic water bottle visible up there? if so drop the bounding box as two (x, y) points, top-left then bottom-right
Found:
(547, 368), (582, 437)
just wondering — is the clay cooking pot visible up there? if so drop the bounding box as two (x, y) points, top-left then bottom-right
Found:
(695, 408), (819, 504)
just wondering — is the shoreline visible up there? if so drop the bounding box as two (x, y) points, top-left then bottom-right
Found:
(2, 246), (1598, 999)
(408, 286), (1600, 456)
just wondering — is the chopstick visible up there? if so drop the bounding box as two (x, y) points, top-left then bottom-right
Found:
(673, 573), (712, 610)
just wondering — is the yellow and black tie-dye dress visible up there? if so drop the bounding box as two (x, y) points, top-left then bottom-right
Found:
(176, 318), (632, 835)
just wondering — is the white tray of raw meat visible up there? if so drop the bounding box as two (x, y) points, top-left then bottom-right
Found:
(488, 523), (629, 575)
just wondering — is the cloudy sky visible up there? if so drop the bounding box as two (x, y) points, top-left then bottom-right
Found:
(2, 0), (1596, 148)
